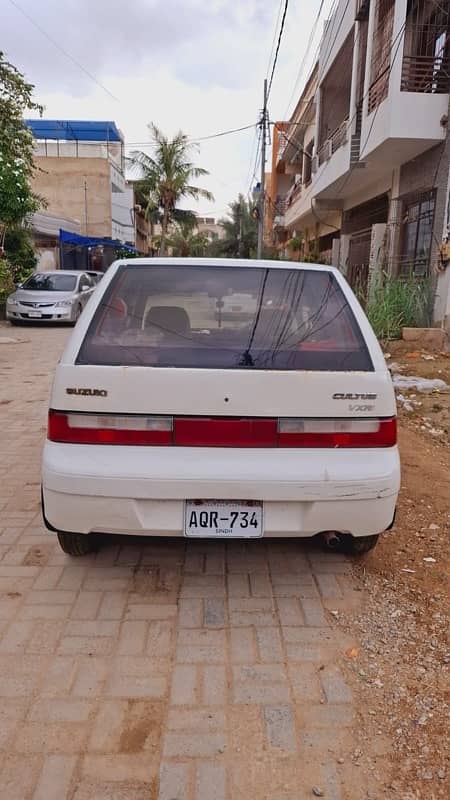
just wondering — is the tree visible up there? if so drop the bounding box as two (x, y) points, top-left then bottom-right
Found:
(129, 124), (213, 256)
(0, 52), (42, 250)
(211, 195), (257, 259)
(4, 225), (37, 280)
(167, 218), (209, 257)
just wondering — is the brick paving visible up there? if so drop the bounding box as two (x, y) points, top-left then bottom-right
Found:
(0, 325), (373, 800)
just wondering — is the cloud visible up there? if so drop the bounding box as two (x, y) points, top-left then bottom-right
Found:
(3, 0), (272, 94)
(3, 0), (334, 216)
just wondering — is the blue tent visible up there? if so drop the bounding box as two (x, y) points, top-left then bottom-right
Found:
(59, 229), (137, 253)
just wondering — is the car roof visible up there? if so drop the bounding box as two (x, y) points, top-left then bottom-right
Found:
(34, 271), (83, 276)
(112, 257), (337, 274)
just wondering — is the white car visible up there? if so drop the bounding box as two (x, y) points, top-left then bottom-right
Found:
(7, 271), (96, 324)
(41, 258), (400, 556)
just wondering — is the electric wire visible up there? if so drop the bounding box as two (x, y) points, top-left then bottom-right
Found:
(267, 0), (290, 101)
(125, 123), (257, 149)
(266, 0), (286, 81)
(7, 0), (120, 101)
(283, 0), (331, 118)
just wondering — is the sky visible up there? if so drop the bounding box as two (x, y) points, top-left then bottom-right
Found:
(3, 0), (334, 219)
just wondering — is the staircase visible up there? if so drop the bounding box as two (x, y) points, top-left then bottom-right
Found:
(350, 102), (365, 167)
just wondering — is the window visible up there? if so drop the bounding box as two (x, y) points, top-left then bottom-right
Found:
(22, 273), (77, 291)
(400, 191), (436, 276)
(77, 265), (373, 372)
(368, 0), (395, 112)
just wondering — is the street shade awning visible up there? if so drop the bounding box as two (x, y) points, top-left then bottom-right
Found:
(59, 229), (137, 253)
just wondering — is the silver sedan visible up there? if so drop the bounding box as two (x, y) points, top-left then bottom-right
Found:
(6, 271), (95, 325)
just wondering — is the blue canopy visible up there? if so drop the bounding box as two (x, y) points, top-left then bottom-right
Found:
(59, 229), (137, 253)
(26, 119), (122, 143)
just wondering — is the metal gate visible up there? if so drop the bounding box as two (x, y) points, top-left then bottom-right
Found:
(347, 228), (372, 301)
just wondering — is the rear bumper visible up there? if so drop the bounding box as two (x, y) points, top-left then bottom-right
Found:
(42, 442), (400, 537)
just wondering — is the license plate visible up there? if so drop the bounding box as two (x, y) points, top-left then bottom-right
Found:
(185, 500), (263, 538)
(28, 311), (42, 318)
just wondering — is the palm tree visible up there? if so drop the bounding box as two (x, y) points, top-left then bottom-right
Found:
(167, 218), (209, 257)
(211, 195), (257, 259)
(130, 124), (214, 255)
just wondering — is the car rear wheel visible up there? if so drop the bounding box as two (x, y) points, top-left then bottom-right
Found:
(321, 532), (379, 555)
(57, 531), (95, 556)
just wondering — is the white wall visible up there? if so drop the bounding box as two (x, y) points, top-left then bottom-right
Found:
(111, 186), (135, 244)
(319, 0), (355, 83)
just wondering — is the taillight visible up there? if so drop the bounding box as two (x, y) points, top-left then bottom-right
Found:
(174, 417), (277, 447)
(278, 417), (397, 448)
(48, 411), (397, 448)
(48, 410), (172, 445)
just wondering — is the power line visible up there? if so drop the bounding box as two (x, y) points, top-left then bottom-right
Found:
(283, 0), (330, 118)
(318, 0), (351, 80)
(125, 123), (256, 148)
(248, 124), (262, 197)
(7, 0), (120, 102)
(266, 0), (285, 80)
(267, 0), (290, 101)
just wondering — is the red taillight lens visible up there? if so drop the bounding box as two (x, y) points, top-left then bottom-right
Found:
(48, 411), (397, 448)
(278, 417), (397, 448)
(47, 410), (172, 445)
(174, 417), (277, 447)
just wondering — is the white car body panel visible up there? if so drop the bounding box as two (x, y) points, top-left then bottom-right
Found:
(42, 258), (400, 540)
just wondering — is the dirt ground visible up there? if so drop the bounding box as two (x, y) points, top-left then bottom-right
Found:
(335, 341), (450, 799)
(386, 340), (450, 447)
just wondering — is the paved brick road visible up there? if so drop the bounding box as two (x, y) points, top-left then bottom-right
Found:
(0, 325), (369, 800)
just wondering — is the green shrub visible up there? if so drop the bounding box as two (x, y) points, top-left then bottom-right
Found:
(0, 258), (15, 302)
(366, 272), (432, 340)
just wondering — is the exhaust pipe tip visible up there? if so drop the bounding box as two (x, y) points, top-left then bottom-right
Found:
(322, 531), (342, 550)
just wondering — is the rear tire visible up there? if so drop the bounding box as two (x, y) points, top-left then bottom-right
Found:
(322, 533), (379, 555)
(57, 532), (95, 556)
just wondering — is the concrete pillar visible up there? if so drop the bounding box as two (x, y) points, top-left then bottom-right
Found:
(362, 0), (377, 119)
(433, 101), (450, 330)
(385, 167), (401, 276)
(349, 22), (361, 135)
(331, 237), (341, 269)
(339, 233), (350, 276)
(312, 87), (321, 158)
(367, 223), (387, 303)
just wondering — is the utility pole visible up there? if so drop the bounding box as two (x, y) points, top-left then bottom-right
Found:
(84, 179), (88, 236)
(257, 79), (268, 260)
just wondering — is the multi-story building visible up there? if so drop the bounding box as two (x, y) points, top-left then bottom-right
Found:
(269, 0), (450, 327)
(27, 119), (135, 249)
(195, 216), (225, 242)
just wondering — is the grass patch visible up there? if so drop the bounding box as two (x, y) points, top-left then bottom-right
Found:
(364, 273), (432, 340)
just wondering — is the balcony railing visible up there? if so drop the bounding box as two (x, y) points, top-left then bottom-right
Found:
(368, 68), (390, 113)
(401, 54), (450, 94)
(317, 118), (349, 165)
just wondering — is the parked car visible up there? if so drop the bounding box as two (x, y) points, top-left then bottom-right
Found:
(7, 271), (96, 325)
(41, 257), (400, 556)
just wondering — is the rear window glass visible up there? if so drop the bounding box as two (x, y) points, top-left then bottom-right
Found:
(76, 265), (373, 371)
(22, 273), (77, 291)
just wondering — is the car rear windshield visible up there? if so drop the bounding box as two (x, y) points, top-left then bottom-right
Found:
(22, 273), (77, 292)
(76, 264), (373, 371)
